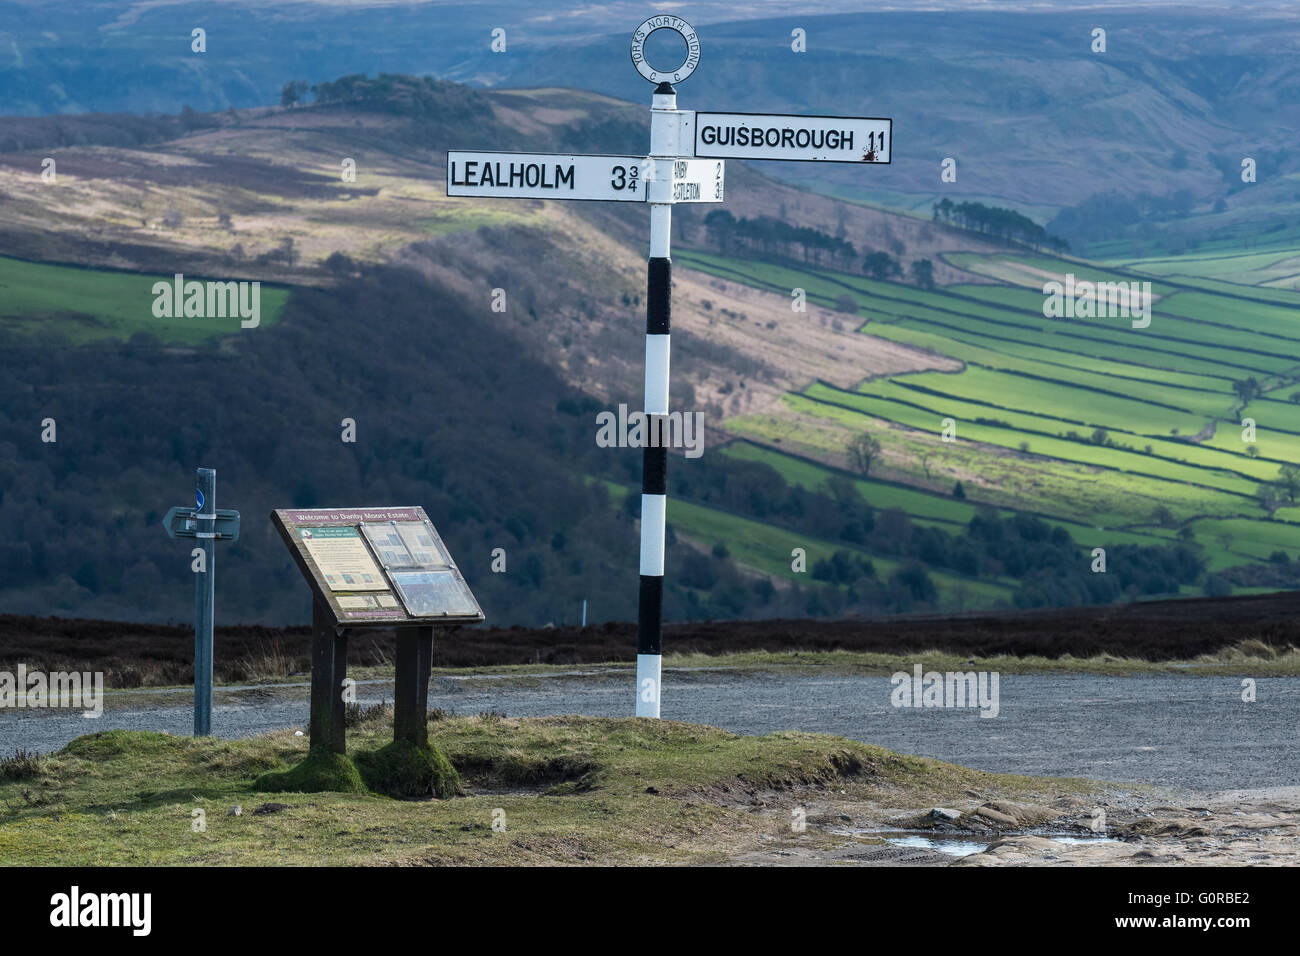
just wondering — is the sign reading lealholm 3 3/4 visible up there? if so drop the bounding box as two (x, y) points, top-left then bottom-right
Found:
(447, 151), (652, 202)
(447, 151), (723, 204)
(693, 112), (892, 164)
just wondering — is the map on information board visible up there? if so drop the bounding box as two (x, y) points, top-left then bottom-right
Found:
(299, 527), (387, 591)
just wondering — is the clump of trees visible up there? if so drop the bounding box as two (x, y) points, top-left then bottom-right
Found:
(1262, 463), (1300, 511)
(280, 81), (310, 108)
(1046, 189), (1197, 244)
(909, 258), (935, 290)
(703, 211), (858, 269)
(1232, 377), (1262, 403)
(863, 250), (900, 280)
(302, 73), (492, 123)
(933, 198), (1068, 252)
(701, 211), (929, 285)
(1254, 462), (1300, 515)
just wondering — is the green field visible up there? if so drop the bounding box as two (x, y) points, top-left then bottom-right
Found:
(675, 246), (1300, 579)
(723, 441), (977, 527)
(597, 477), (1015, 609)
(1111, 246), (1300, 289)
(723, 439), (1282, 572)
(0, 256), (290, 345)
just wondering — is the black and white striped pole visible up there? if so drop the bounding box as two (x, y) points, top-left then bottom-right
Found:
(449, 16), (897, 718)
(631, 16), (700, 718)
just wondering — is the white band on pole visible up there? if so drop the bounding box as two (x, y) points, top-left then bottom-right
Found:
(644, 334), (671, 415)
(639, 493), (666, 575)
(649, 204), (672, 256)
(635, 653), (662, 718)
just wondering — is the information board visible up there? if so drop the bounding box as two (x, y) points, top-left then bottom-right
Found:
(272, 506), (484, 627)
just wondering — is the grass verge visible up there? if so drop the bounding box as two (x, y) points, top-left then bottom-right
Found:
(0, 712), (1094, 865)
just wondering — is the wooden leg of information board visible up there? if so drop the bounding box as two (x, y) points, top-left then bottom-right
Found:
(309, 598), (348, 755)
(332, 629), (349, 755)
(394, 625), (433, 748)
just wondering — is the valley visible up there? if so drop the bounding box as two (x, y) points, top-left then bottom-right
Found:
(0, 72), (1297, 624)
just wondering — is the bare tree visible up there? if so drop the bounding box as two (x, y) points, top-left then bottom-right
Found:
(846, 432), (882, 476)
(1279, 463), (1300, 503)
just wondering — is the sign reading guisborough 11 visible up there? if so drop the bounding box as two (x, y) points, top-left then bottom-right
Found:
(692, 112), (892, 164)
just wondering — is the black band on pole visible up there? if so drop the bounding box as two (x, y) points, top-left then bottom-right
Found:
(642, 443), (667, 495)
(637, 575), (664, 654)
(647, 257), (671, 334)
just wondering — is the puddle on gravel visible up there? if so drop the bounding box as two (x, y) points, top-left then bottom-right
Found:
(868, 830), (1120, 857)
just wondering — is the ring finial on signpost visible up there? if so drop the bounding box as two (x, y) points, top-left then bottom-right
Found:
(629, 16), (700, 85)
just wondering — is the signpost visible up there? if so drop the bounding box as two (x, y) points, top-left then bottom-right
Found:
(446, 16), (892, 718)
(162, 506), (240, 541)
(272, 506), (483, 754)
(162, 467), (240, 735)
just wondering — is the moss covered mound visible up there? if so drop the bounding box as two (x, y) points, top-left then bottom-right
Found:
(255, 750), (366, 794)
(355, 739), (461, 799)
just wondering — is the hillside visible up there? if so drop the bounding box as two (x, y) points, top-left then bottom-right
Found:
(0, 75), (1294, 626)
(0, 79), (977, 625)
(674, 243), (1300, 600)
(9, 2), (1300, 278)
(9, 4), (1300, 223)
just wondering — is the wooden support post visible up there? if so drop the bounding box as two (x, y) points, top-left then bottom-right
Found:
(414, 625), (432, 748)
(309, 598), (347, 755)
(394, 625), (433, 747)
(332, 629), (349, 755)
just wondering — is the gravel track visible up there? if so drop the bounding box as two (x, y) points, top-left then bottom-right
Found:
(4, 670), (1295, 791)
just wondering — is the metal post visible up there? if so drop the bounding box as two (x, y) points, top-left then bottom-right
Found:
(636, 81), (677, 719)
(193, 467), (216, 735)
